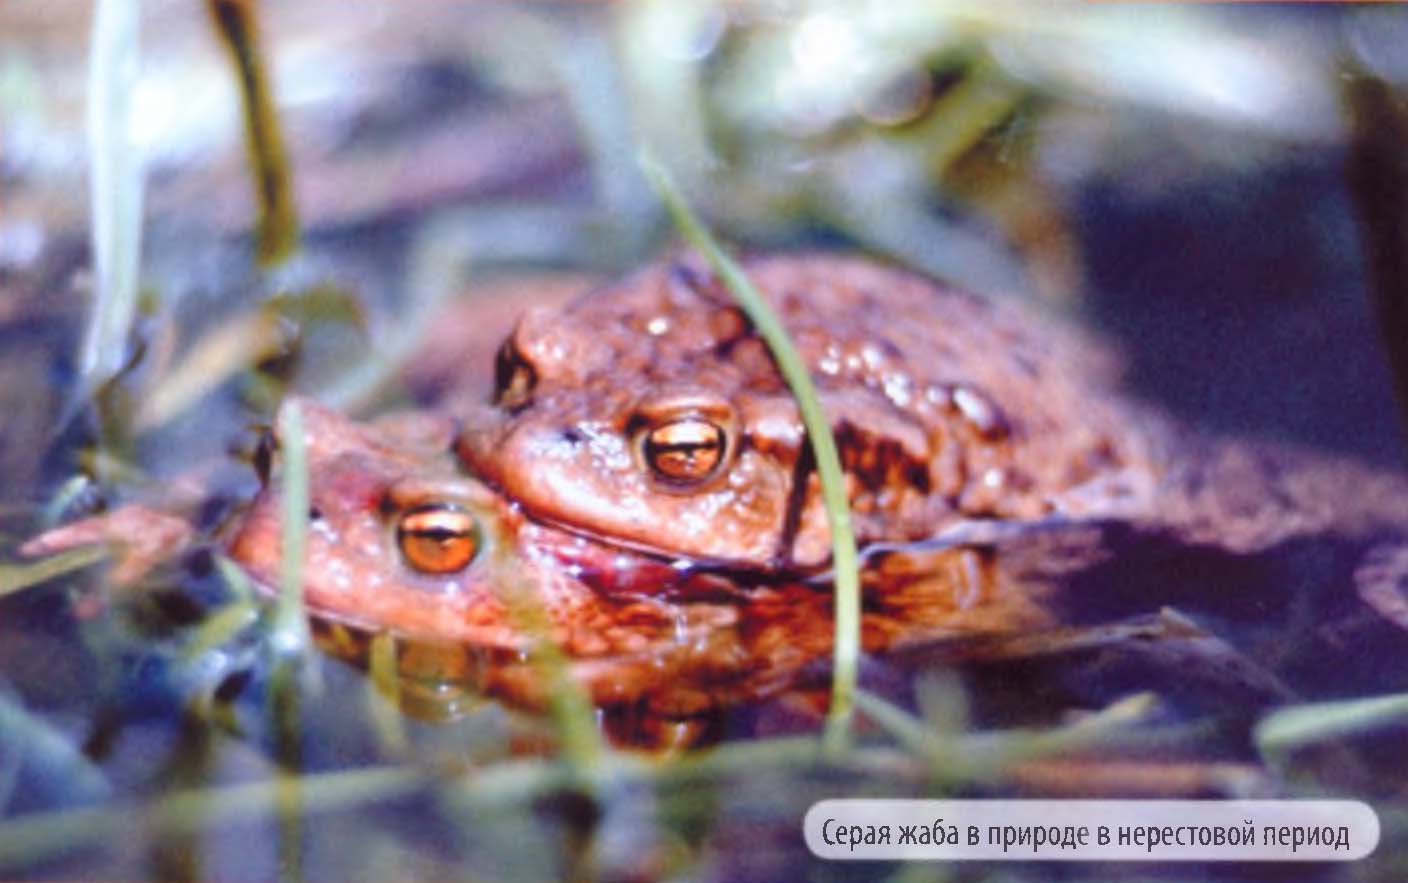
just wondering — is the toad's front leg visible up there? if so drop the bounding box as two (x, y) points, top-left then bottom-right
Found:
(19, 505), (196, 586)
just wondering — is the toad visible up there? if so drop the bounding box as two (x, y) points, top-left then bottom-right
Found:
(456, 254), (1149, 567)
(458, 252), (1408, 656)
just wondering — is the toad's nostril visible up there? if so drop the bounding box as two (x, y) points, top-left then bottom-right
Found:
(493, 339), (537, 411)
(560, 427), (585, 445)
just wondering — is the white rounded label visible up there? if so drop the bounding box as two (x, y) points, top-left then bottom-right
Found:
(803, 799), (1378, 861)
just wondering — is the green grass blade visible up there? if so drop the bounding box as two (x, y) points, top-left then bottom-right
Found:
(0, 546), (108, 597)
(494, 544), (604, 776)
(640, 152), (861, 754)
(182, 600), (260, 660)
(1255, 692), (1408, 759)
(366, 633), (409, 756)
(267, 399), (313, 881)
(854, 690), (960, 765)
(81, 0), (144, 390)
(213, 553), (256, 604)
(0, 766), (423, 871)
(273, 400), (310, 651)
(207, 0), (299, 265)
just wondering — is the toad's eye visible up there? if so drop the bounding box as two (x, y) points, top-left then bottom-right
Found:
(397, 504), (480, 574)
(493, 340), (536, 411)
(639, 417), (728, 485)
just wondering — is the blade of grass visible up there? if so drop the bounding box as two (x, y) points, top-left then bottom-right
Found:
(76, 449), (150, 488)
(214, 553), (256, 604)
(855, 689), (1165, 782)
(133, 311), (288, 432)
(0, 546), (108, 597)
(207, 0), (299, 265)
(640, 152), (862, 755)
(182, 600), (260, 660)
(495, 544), (604, 777)
(0, 765), (424, 872)
(897, 60), (1022, 178)
(271, 400), (310, 655)
(854, 690), (969, 771)
(80, 0), (144, 392)
(270, 399), (312, 881)
(40, 475), (97, 529)
(1255, 692), (1408, 760)
(366, 633), (409, 756)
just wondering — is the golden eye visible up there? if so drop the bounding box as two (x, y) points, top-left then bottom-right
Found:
(640, 417), (728, 484)
(396, 504), (480, 574)
(493, 340), (536, 411)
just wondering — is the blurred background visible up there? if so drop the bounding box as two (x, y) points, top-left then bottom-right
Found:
(3, 2), (1408, 880)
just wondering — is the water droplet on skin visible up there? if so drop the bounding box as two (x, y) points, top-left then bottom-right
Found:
(882, 372), (912, 408)
(952, 386), (1009, 439)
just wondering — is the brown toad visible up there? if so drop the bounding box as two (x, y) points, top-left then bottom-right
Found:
(458, 253), (1164, 569)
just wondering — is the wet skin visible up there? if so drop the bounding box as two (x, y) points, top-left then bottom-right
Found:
(460, 254), (1408, 590)
(459, 254), (1167, 570)
(221, 398), (1056, 715)
(22, 253), (1408, 715)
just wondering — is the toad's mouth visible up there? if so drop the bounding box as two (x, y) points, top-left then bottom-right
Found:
(527, 518), (824, 603)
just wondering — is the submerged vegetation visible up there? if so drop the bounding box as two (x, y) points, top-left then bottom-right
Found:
(2, 2), (1408, 881)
